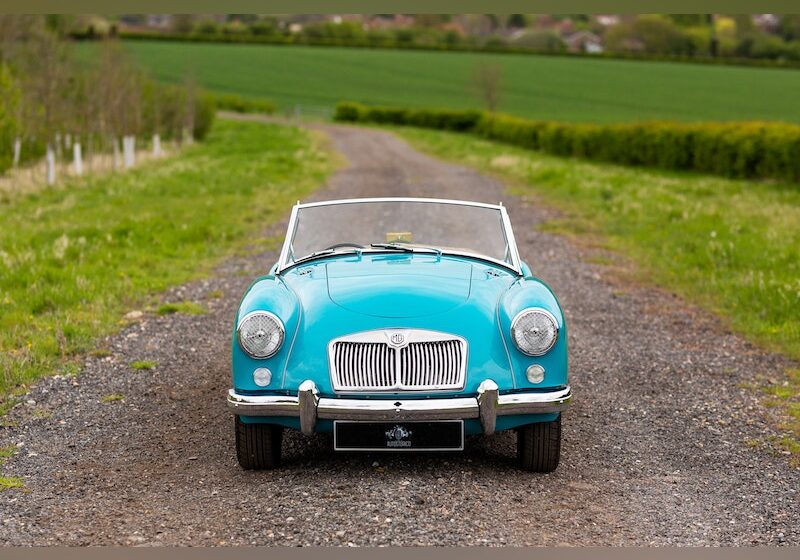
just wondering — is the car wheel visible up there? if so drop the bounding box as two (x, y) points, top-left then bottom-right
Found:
(517, 415), (561, 473)
(235, 416), (282, 470)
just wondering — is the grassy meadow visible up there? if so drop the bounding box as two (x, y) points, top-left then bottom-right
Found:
(0, 119), (333, 403)
(101, 40), (800, 123)
(389, 126), (800, 362)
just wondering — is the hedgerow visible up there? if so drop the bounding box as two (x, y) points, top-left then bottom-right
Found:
(212, 93), (276, 115)
(335, 101), (800, 183)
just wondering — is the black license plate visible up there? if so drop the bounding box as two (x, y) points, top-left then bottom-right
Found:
(333, 420), (464, 451)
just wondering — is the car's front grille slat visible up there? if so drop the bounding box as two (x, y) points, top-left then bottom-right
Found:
(330, 330), (466, 392)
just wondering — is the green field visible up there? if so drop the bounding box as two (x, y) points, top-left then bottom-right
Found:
(107, 40), (800, 123)
(0, 119), (332, 403)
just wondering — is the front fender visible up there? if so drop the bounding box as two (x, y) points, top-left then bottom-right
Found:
(497, 276), (568, 389)
(231, 276), (301, 392)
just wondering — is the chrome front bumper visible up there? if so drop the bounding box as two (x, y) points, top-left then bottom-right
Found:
(227, 379), (572, 436)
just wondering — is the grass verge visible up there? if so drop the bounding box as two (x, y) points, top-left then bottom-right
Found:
(0, 118), (333, 406)
(392, 125), (800, 360)
(390, 125), (800, 454)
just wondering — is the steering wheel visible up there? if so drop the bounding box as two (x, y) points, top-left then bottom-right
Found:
(324, 242), (365, 250)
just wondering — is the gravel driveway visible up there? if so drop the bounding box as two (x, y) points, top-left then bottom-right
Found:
(1, 121), (798, 546)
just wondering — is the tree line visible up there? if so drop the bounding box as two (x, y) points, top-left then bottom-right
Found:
(0, 15), (214, 179)
(95, 14), (800, 68)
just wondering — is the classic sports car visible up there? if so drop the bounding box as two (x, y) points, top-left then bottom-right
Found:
(227, 198), (571, 472)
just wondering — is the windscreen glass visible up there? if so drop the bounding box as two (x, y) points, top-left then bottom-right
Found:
(287, 201), (513, 266)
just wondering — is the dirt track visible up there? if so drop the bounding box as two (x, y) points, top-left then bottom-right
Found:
(1, 121), (798, 545)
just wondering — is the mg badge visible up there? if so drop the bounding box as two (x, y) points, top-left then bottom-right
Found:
(385, 425), (413, 448)
(389, 332), (405, 346)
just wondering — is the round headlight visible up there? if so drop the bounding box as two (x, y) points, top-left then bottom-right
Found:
(237, 311), (284, 359)
(511, 308), (559, 356)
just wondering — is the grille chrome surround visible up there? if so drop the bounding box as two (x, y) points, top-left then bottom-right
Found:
(329, 329), (467, 392)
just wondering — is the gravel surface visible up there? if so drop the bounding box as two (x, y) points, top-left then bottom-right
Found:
(1, 122), (798, 546)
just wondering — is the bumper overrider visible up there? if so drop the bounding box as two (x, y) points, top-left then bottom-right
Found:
(227, 380), (572, 436)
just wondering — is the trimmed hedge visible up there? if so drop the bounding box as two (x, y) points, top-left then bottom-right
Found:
(212, 92), (276, 115)
(335, 104), (481, 132)
(334, 101), (800, 183)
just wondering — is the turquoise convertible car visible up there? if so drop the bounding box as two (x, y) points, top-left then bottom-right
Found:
(227, 198), (571, 472)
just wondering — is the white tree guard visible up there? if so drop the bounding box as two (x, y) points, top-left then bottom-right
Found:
(153, 133), (162, 157)
(46, 146), (56, 185)
(123, 135), (135, 169)
(13, 138), (21, 168)
(73, 143), (83, 176)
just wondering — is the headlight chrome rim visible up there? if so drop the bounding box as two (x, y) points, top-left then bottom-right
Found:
(237, 311), (285, 359)
(510, 308), (559, 356)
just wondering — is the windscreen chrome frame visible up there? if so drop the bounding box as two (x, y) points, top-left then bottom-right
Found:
(276, 197), (523, 275)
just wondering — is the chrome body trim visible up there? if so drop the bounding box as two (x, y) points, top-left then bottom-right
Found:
(298, 380), (319, 435)
(477, 379), (499, 435)
(276, 197), (522, 275)
(227, 381), (572, 435)
(318, 396), (479, 421)
(496, 386), (572, 415)
(328, 329), (468, 393)
(227, 390), (301, 416)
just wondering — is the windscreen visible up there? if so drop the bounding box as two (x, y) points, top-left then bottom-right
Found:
(286, 200), (513, 266)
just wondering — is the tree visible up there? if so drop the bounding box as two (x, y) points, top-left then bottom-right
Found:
(0, 63), (20, 171)
(507, 14), (527, 29)
(416, 15), (450, 28)
(668, 14), (707, 27)
(511, 29), (565, 51)
(732, 14), (756, 38)
(16, 31), (74, 145)
(227, 14), (259, 24)
(605, 15), (694, 55)
(456, 14), (496, 36)
(171, 15), (195, 34)
(194, 19), (220, 35)
(472, 61), (502, 112)
(779, 15), (800, 41)
(251, 18), (279, 36)
(0, 15), (46, 63)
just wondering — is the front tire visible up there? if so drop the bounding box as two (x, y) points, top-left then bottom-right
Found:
(517, 416), (561, 472)
(235, 416), (283, 470)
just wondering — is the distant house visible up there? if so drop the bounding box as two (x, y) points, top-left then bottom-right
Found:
(752, 14), (780, 33)
(146, 14), (172, 29)
(534, 15), (575, 36)
(366, 14), (416, 30)
(564, 30), (603, 53)
(440, 21), (466, 37)
(594, 14), (620, 27)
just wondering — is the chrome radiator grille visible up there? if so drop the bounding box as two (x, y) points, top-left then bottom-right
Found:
(332, 342), (396, 390)
(329, 330), (467, 392)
